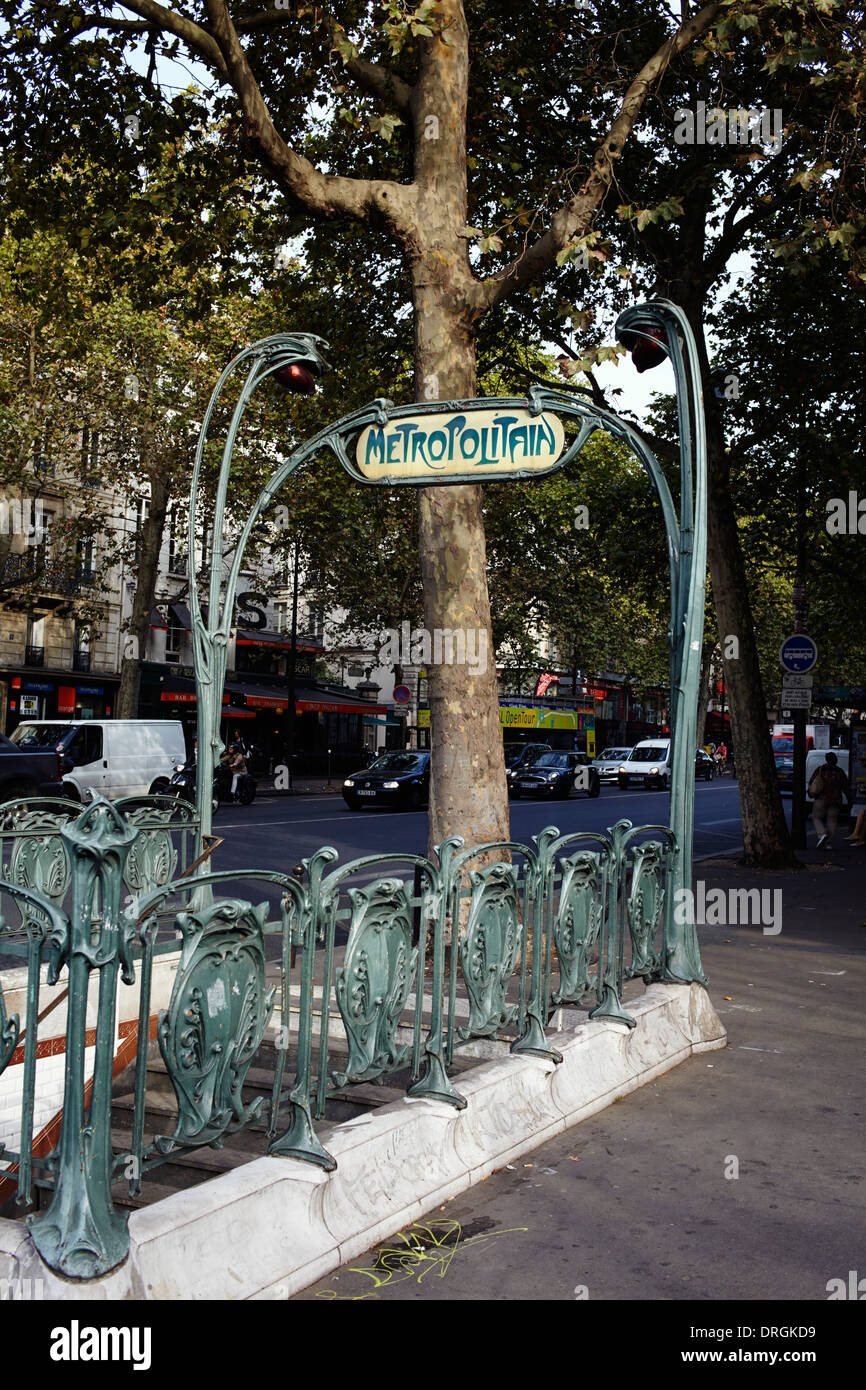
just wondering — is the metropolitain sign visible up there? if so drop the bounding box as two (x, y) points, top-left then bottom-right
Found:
(355, 406), (566, 483)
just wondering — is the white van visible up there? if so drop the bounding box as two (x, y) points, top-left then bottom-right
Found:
(617, 738), (673, 790)
(11, 720), (186, 803)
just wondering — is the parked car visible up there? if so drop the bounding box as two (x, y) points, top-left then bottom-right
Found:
(695, 748), (715, 782)
(504, 742), (552, 795)
(511, 750), (600, 799)
(10, 720), (186, 802)
(0, 730), (65, 804)
(591, 746), (633, 784)
(343, 750), (431, 809)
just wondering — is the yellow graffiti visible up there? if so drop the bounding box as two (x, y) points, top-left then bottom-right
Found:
(315, 1219), (528, 1300)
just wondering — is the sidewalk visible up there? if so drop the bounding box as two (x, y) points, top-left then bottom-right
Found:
(294, 844), (866, 1302)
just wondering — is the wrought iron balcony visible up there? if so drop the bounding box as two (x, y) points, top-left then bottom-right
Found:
(1, 551), (84, 598)
(72, 650), (91, 673)
(24, 645), (44, 667)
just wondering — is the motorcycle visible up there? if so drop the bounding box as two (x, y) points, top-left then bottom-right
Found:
(168, 760), (257, 813)
(214, 759), (257, 807)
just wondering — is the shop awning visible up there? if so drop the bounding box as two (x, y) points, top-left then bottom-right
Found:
(235, 628), (322, 652)
(169, 602), (192, 630)
(150, 607), (168, 629)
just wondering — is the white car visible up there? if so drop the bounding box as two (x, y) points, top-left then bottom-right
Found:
(617, 739), (673, 790)
(592, 746), (633, 783)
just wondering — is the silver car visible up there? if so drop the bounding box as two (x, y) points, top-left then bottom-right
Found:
(591, 746), (634, 784)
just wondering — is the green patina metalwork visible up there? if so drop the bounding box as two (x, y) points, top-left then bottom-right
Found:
(331, 878), (417, 1087)
(155, 899), (274, 1151)
(186, 299), (707, 983)
(550, 849), (605, 1004)
(627, 841), (668, 981)
(458, 861), (521, 1039)
(27, 799), (139, 1279)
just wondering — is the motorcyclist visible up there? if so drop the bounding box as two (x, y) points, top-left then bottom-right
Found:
(226, 742), (248, 800)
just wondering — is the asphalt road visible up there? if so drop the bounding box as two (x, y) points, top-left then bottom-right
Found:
(207, 776), (745, 877)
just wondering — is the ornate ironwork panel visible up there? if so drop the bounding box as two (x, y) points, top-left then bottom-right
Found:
(331, 877), (418, 1087)
(122, 806), (179, 892)
(8, 808), (74, 908)
(551, 850), (604, 1004)
(458, 862), (520, 1039)
(156, 899), (275, 1150)
(626, 842), (666, 980)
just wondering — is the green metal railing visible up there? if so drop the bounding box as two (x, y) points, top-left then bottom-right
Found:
(0, 793), (685, 1279)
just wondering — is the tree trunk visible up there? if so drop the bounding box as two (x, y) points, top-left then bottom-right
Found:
(409, 3), (509, 857)
(116, 470), (170, 719)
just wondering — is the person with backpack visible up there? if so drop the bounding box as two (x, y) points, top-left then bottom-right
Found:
(808, 752), (851, 849)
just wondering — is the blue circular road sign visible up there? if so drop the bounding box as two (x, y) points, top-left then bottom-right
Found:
(392, 684), (411, 704)
(780, 634), (817, 673)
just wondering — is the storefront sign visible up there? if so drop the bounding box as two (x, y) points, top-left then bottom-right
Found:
(355, 406), (566, 482)
(417, 705), (595, 732)
(20, 694), (40, 716)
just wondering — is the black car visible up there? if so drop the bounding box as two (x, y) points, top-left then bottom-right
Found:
(511, 750), (600, 799)
(343, 750), (431, 809)
(695, 749), (715, 782)
(0, 730), (65, 803)
(504, 742), (552, 795)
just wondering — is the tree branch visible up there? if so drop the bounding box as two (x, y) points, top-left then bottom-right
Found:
(115, 0), (230, 78)
(235, 9), (414, 115)
(105, 0), (417, 234)
(474, 2), (722, 313)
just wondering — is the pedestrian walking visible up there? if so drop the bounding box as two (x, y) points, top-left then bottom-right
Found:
(809, 752), (851, 849)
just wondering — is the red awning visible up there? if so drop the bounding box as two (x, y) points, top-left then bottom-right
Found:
(296, 699), (387, 715)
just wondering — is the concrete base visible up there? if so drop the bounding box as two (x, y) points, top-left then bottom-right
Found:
(0, 982), (725, 1300)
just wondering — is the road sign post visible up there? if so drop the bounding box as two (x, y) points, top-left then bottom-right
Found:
(780, 635), (817, 849)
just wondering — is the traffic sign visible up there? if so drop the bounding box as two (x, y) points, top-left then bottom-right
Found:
(780, 634), (817, 674)
(782, 672), (813, 688)
(781, 688), (811, 709)
(392, 684), (411, 705)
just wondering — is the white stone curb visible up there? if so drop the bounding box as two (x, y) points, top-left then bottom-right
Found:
(0, 982), (725, 1300)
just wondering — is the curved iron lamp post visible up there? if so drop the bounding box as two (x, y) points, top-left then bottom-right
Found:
(616, 301), (708, 982)
(187, 333), (329, 850)
(187, 299), (707, 982)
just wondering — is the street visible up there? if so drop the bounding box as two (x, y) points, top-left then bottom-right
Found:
(209, 777), (746, 874)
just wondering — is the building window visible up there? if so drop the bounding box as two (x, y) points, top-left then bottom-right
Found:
(133, 497), (150, 566)
(25, 614), (45, 667)
(166, 508), (187, 576)
(80, 428), (101, 489)
(165, 622), (183, 664)
(76, 535), (96, 584)
(307, 604), (324, 639)
(73, 622), (91, 673)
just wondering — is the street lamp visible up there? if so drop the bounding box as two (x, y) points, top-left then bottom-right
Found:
(616, 302), (708, 984)
(187, 333), (328, 853)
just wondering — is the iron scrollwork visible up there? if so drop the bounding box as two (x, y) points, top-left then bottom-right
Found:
(458, 862), (520, 1039)
(551, 850), (603, 1004)
(626, 841), (666, 980)
(331, 878), (418, 1087)
(156, 899), (274, 1150)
